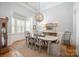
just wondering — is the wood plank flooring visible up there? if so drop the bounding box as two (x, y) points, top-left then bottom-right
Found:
(0, 39), (76, 57)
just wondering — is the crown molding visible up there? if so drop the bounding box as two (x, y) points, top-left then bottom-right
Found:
(17, 2), (36, 13)
(17, 2), (64, 13)
(41, 2), (64, 12)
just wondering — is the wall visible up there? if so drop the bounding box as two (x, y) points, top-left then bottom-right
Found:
(73, 2), (79, 56)
(43, 2), (73, 32)
(42, 3), (75, 46)
(0, 2), (12, 33)
(8, 3), (34, 45)
(0, 2), (34, 45)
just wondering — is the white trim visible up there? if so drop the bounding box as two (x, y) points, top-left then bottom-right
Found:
(41, 2), (64, 11)
(17, 2), (36, 13)
(17, 2), (64, 12)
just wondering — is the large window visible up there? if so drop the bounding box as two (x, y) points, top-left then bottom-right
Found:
(26, 20), (31, 32)
(11, 18), (25, 34)
(11, 17), (32, 34)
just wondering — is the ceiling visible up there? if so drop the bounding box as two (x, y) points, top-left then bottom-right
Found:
(20, 2), (63, 12)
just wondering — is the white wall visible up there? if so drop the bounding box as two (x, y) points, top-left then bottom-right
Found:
(42, 3), (75, 45)
(0, 2), (12, 33)
(73, 2), (79, 56)
(0, 2), (34, 45)
(43, 2), (73, 32)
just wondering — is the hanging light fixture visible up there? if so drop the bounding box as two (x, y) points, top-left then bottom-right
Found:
(35, 12), (44, 22)
(35, 2), (44, 22)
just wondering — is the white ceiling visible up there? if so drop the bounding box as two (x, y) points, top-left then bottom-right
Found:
(20, 2), (63, 12)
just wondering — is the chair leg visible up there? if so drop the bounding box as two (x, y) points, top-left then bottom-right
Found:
(35, 44), (37, 50)
(39, 46), (41, 52)
(30, 43), (33, 49)
(34, 43), (36, 50)
(28, 42), (30, 48)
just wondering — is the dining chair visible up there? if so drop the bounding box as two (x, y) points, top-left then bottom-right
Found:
(60, 31), (72, 56)
(35, 38), (41, 51)
(25, 31), (30, 45)
(25, 32), (34, 49)
(34, 33), (47, 51)
(62, 31), (71, 45)
(31, 33), (39, 50)
(49, 32), (63, 56)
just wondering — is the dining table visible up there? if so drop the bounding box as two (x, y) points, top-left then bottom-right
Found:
(31, 35), (58, 55)
(39, 36), (58, 55)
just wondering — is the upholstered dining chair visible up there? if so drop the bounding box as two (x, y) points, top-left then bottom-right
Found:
(50, 31), (72, 56)
(49, 32), (63, 56)
(25, 31), (30, 45)
(25, 32), (34, 49)
(34, 33), (47, 51)
(62, 31), (71, 45)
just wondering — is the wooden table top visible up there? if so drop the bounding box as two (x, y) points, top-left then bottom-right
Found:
(30, 35), (58, 41)
(40, 36), (58, 41)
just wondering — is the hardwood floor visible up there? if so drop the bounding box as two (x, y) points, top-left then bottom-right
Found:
(0, 39), (76, 57)
(60, 44), (76, 57)
(0, 40), (49, 57)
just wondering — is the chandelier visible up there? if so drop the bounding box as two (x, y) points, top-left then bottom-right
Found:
(35, 12), (44, 22)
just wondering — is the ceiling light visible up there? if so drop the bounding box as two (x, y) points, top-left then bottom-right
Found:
(35, 12), (44, 22)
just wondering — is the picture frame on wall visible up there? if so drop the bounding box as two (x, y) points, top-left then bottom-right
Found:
(46, 23), (53, 30)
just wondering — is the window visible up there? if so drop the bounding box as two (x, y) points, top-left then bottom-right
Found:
(11, 16), (33, 34)
(26, 20), (31, 32)
(12, 18), (16, 33)
(21, 20), (25, 32)
(25, 18), (33, 33)
(16, 19), (21, 33)
(11, 18), (25, 34)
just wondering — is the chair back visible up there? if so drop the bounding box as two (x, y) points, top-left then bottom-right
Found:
(62, 31), (71, 45)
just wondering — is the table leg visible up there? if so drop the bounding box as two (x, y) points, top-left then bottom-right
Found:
(47, 41), (51, 55)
